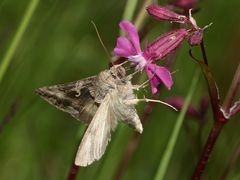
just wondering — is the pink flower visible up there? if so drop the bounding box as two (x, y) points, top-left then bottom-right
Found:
(114, 21), (188, 94)
(145, 64), (173, 93)
(173, 0), (199, 10)
(146, 4), (188, 24)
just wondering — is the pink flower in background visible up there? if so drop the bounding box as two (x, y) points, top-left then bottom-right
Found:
(114, 21), (188, 94)
(173, 0), (199, 10)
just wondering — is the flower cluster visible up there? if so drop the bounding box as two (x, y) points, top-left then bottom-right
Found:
(114, 4), (208, 94)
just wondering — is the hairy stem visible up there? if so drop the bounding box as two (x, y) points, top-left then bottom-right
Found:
(0, 0), (39, 85)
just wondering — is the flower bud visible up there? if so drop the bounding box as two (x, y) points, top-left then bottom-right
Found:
(144, 28), (189, 61)
(146, 4), (188, 23)
(188, 29), (203, 46)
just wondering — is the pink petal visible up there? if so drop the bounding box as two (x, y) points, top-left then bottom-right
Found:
(145, 64), (173, 94)
(119, 21), (141, 54)
(155, 65), (173, 90)
(146, 69), (158, 94)
(114, 37), (134, 58)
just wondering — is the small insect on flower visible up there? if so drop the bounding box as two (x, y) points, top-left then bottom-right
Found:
(36, 64), (177, 166)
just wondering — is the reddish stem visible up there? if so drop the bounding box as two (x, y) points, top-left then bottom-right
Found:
(0, 99), (19, 133)
(191, 121), (224, 180)
(191, 41), (240, 179)
(67, 162), (79, 180)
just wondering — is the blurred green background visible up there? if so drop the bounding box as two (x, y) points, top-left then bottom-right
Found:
(0, 0), (239, 180)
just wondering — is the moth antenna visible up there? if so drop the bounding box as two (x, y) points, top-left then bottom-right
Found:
(125, 98), (178, 111)
(91, 21), (111, 60)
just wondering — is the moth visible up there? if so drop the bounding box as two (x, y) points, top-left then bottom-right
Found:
(36, 64), (144, 166)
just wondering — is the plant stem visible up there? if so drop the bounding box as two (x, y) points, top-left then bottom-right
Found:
(200, 40), (208, 66)
(0, 99), (19, 133)
(0, 0), (39, 85)
(220, 141), (240, 180)
(121, 0), (138, 21)
(191, 61), (240, 179)
(222, 63), (240, 113)
(154, 69), (200, 180)
(67, 164), (79, 180)
(134, 0), (153, 30)
(119, 0), (138, 35)
(191, 121), (224, 180)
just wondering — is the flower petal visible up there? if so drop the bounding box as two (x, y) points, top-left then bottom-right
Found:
(145, 67), (158, 94)
(119, 21), (141, 54)
(155, 65), (173, 90)
(145, 64), (173, 94)
(114, 37), (134, 58)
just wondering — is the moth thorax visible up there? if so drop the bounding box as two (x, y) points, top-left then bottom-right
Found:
(110, 65), (126, 79)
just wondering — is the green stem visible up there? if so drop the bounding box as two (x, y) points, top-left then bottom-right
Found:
(154, 68), (200, 180)
(0, 0), (39, 85)
(120, 0), (138, 35)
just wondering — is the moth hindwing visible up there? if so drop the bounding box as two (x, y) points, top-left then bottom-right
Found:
(36, 65), (142, 166)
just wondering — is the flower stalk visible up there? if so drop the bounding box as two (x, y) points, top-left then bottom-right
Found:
(0, 0), (39, 85)
(191, 45), (240, 179)
(154, 68), (200, 180)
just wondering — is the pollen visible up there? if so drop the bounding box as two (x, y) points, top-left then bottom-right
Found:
(170, 35), (176, 40)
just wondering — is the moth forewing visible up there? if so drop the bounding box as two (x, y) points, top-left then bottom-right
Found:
(110, 89), (143, 133)
(75, 94), (116, 166)
(35, 76), (98, 124)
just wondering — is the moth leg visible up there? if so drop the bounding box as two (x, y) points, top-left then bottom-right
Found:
(126, 70), (140, 80)
(131, 79), (150, 91)
(124, 98), (178, 111)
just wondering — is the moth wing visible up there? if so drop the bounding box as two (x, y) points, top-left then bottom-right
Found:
(111, 89), (143, 133)
(75, 93), (116, 166)
(36, 76), (98, 124)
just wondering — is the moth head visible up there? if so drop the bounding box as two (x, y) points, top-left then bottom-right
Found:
(110, 65), (126, 79)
